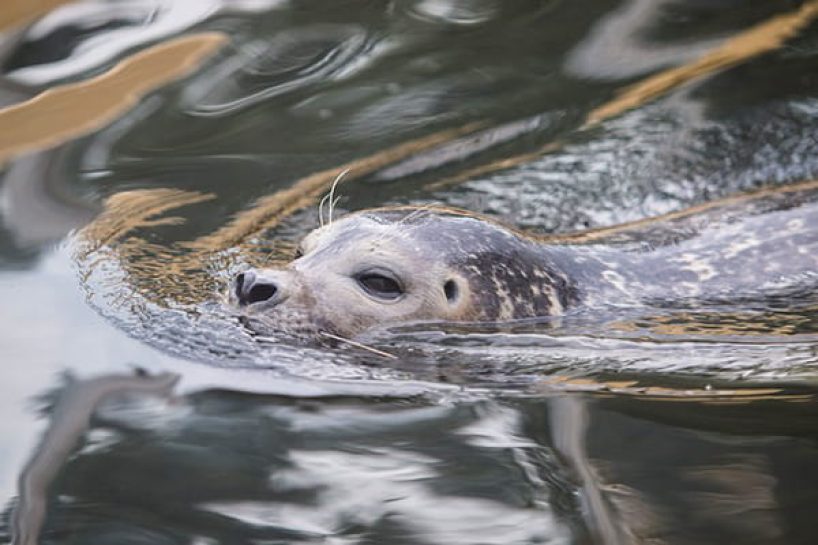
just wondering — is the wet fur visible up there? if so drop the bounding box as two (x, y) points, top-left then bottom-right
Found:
(231, 198), (818, 339)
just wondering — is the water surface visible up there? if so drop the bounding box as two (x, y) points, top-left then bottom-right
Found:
(1, 1), (818, 543)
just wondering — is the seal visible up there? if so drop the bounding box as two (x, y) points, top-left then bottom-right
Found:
(228, 199), (818, 340)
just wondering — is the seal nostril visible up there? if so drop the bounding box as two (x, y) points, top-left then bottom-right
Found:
(247, 283), (277, 304)
(235, 273), (245, 295)
(444, 279), (458, 302)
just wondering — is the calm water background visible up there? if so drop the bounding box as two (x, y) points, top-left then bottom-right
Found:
(1, 1), (818, 543)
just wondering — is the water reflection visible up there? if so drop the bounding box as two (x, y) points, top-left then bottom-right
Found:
(4, 0), (284, 86)
(2, 0), (818, 543)
(11, 372), (178, 545)
(182, 23), (372, 115)
(408, 0), (502, 26)
(1, 151), (98, 249)
(6, 372), (817, 544)
(566, 0), (722, 80)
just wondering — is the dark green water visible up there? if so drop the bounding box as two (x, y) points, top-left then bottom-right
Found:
(1, 1), (818, 543)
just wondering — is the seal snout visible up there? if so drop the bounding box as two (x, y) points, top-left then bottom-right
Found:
(234, 269), (283, 306)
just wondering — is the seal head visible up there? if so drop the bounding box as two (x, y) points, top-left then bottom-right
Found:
(229, 208), (575, 339)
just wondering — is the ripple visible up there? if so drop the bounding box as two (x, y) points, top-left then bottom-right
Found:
(407, 0), (501, 26)
(439, 98), (818, 233)
(181, 24), (375, 116)
(5, 0), (286, 85)
(565, 0), (723, 80)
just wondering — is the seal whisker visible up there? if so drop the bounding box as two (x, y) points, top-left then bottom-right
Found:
(397, 205), (433, 227)
(327, 168), (351, 225)
(318, 192), (331, 228)
(367, 205), (434, 250)
(319, 331), (398, 359)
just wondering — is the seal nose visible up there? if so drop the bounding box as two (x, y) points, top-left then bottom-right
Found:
(234, 269), (279, 306)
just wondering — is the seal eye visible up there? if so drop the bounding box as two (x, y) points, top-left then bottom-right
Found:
(356, 271), (403, 300)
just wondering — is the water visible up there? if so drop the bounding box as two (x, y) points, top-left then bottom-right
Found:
(1, 1), (818, 543)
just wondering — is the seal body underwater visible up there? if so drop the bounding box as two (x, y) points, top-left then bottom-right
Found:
(228, 197), (818, 340)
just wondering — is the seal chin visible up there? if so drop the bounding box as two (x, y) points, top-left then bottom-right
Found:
(234, 304), (335, 341)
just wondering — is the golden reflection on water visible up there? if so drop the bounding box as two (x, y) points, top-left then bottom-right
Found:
(540, 375), (816, 404)
(584, 0), (818, 125)
(0, 32), (227, 166)
(76, 189), (215, 258)
(0, 0), (73, 31)
(612, 309), (818, 338)
(428, 0), (818, 190)
(75, 189), (220, 306)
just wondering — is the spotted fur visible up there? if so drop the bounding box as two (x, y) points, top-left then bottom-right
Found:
(231, 199), (818, 338)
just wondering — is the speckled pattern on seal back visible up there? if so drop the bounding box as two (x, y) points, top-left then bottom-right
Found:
(361, 199), (818, 315)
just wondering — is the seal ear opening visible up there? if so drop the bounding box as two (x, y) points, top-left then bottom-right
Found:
(444, 279), (458, 303)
